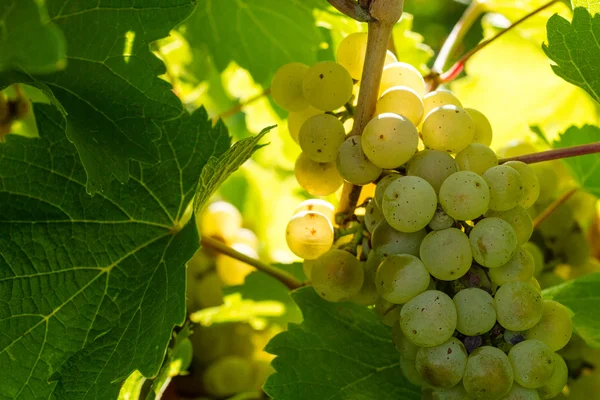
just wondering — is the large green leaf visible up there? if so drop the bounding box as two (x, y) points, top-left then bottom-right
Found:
(264, 287), (420, 400)
(543, 273), (600, 348)
(544, 7), (600, 105)
(0, 105), (238, 399)
(572, 0), (600, 14)
(0, 0), (196, 195)
(0, 0), (66, 74)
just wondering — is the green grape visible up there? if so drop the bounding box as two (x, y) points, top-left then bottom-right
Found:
(374, 173), (400, 208)
(400, 290), (457, 347)
(216, 243), (257, 286)
(500, 384), (540, 400)
(524, 300), (572, 351)
(385, 50), (398, 66)
(406, 149), (458, 193)
(536, 198), (576, 245)
(503, 161), (540, 208)
(251, 359), (275, 391)
(508, 339), (555, 389)
(558, 230), (590, 267)
(187, 248), (214, 277)
(529, 276), (541, 291)
(455, 143), (498, 175)
(298, 114), (346, 163)
(463, 346), (514, 400)
(371, 222), (427, 256)
(400, 355), (424, 386)
(350, 261), (379, 306)
(416, 338), (468, 388)
(429, 208), (455, 230)
(494, 282), (543, 331)
(488, 246), (535, 286)
(364, 200), (384, 233)
(469, 217), (517, 268)
(376, 254), (430, 304)
(311, 249), (364, 302)
(336, 32), (367, 80)
(420, 228), (472, 280)
(522, 242), (544, 277)
(531, 163), (560, 204)
(464, 108), (493, 147)
(288, 106), (323, 143)
(285, 211), (334, 260)
(294, 199), (335, 222)
(337, 136), (382, 185)
(537, 353), (567, 399)
(439, 171), (490, 221)
(483, 165), (525, 211)
(229, 228), (259, 250)
(537, 272), (564, 289)
(422, 105), (475, 153)
(497, 140), (537, 158)
(486, 206), (533, 245)
(376, 86), (424, 126)
(191, 271), (224, 310)
(295, 152), (343, 196)
(392, 321), (420, 358)
(422, 90), (462, 118)
(382, 176), (437, 232)
(302, 61), (353, 111)
(375, 296), (400, 326)
(198, 201), (242, 242)
(361, 113), (419, 169)
(453, 288), (497, 336)
(422, 384), (475, 400)
(203, 356), (254, 397)
(303, 259), (315, 280)
(270, 62), (310, 112)
(379, 62), (426, 96)
(459, 265), (493, 292)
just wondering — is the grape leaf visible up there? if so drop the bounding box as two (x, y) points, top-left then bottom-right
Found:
(0, 0), (196, 195)
(0, 105), (240, 400)
(264, 287), (420, 400)
(544, 8), (600, 105)
(0, 0), (66, 74)
(543, 272), (600, 348)
(180, 0), (324, 85)
(572, 0), (600, 14)
(552, 124), (600, 197)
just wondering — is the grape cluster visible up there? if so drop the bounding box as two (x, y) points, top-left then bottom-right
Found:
(180, 201), (277, 398)
(274, 33), (574, 399)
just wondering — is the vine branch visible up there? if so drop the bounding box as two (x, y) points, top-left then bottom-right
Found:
(200, 236), (304, 290)
(533, 188), (577, 228)
(216, 88), (271, 121)
(326, 0), (373, 22)
(499, 142), (600, 165)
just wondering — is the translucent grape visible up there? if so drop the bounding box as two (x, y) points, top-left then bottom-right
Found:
(376, 86), (424, 126)
(421, 105), (475, 153)
(285, 211), (334, 260)
(486, 206), (533, 245)
(428, 208), (455, 230)
(439, 171), (490, 221)
(295, 152), (343, 196)
(406, 149), (458, 193)
(501, 384), (540, 400)
(288, 106), (322, 143)
(400, 356), (424, 386)
(382, 176), (437, 232)
(421, 385), (474, 400)
(400, 290), (457, 347)
(455, 143), (498, 175)
(337, 136), (382, 185)
(374, 173), (400, 208)
(375, 296), (400, 326)
(497, 140), (537, 159)
(464, 108), (493, 146)
(191, 272), (224, 309)
(229, 228), (259, 250)
(522, 242), (544, 277)
(508, 339), (555, 389)
(488, 246), (535, 286)
(311, 249), (364, 302)
(350, 261), (379, 306)
(371, 221), (427, 257)
(385, 50), (398, 66)
(463, 346), (514, 400)
(537, 354), (567, 399)
(459, 265), (493, 292)
(298, 114), (346, 162)
(302, 61), (353, 111)
(469, 217), (517, 268)
(203, 356), (254, 397)
(270, 62), (310, 111)
(504, 161), (540, 208)
(422, 90), (462, 117)
(494, 281), (543, 331)
(364, 200), (384, 233)
(453, 288), (497, 336)
(525, 300), (572, 351)
(420, 228), (472, 280)
(336, 32), (367, 80)
(361, 113), (419, 169)
(416, 338), (468, 388)
(187, 248), (214, 277)
(376, 254), (430, 304)
(294, 199), (335, 221)
(392, 321), (420, 357)
(198, 201), (242, 242)
(303, 259), (315, 280)
(483, 165), (524, 211)
(531, 163), (560, 204)
(216, 243), (257, 286)
(379, 62), (426, 96)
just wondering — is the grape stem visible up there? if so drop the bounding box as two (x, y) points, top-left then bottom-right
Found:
(533, 188), (577, 228)
(200, 236), (304, 290)
(326, 0), (373, 22)
(499, 142), (600, 165)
